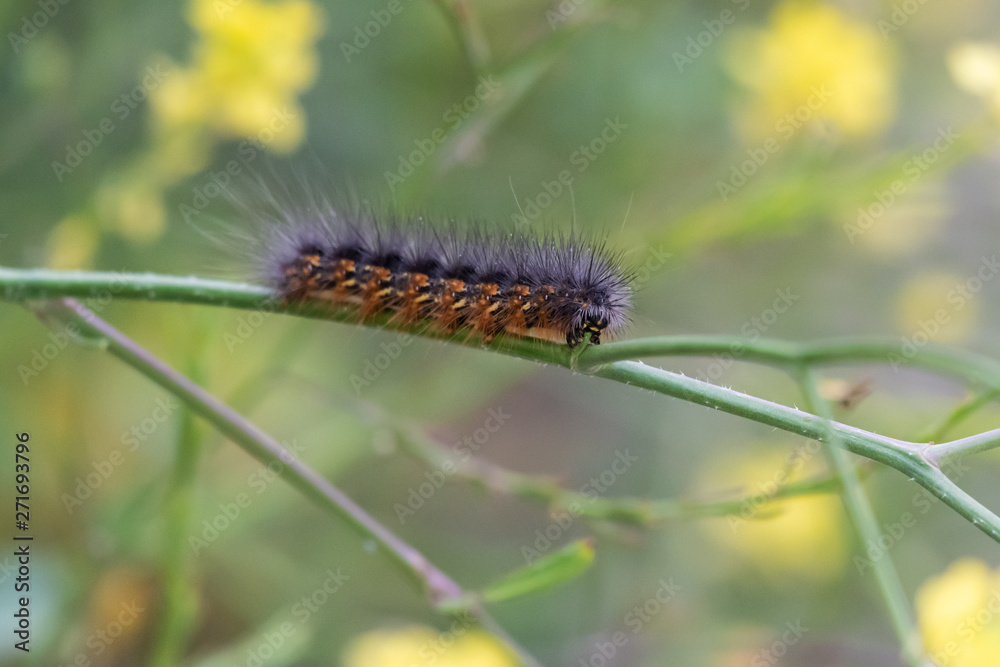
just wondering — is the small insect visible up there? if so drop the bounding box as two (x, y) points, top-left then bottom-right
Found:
(246, 195), (634, 347)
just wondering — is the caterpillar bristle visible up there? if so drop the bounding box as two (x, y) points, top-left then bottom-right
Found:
(247, 188), (634, 348)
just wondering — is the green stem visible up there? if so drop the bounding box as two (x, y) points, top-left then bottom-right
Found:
(925, 427), (1000, 467)
(916, 388), (1000, 444)
(588, 361), (1000, 544)
(396, 420), (858, 525)
(10, 268), (1000, 391)
(797, 367), (929, 667)
(45, 297), (545, 667)
(580, 335), (1000, 392)
(49, 297), (464, 604)
(4, 268), (1000, 546)
(151, 361), (202, 666)
(430, 0), (492, 73)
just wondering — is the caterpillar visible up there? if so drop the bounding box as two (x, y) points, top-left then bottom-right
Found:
(245, 195), (634, 347)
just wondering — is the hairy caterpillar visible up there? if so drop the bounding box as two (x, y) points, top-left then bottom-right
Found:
(243, 190), (633, 347)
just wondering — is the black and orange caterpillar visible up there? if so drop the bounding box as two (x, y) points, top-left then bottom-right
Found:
(253, 204), (633, 347)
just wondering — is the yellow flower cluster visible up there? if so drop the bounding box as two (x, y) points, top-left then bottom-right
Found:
(47, 0), (323, 266)
(895, 271), (979, 346)
(342, 626), (520, 667)
(949, 42), (1000, 119)
(917, 559), (1000, 667)
(724, 1), (897, 141)
(152, 0), (324, 165)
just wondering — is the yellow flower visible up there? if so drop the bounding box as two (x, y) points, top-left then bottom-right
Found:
(342, 626), (521, 667)
(151, 0), (323, 153)
(696, 443), (847, 583)
(917, 559), (1000, 667)
(895, 271), (978, 345)
(948, 42), (1000, 118)
(724, 1), (897, 141)
(949, 43), (1000, 97)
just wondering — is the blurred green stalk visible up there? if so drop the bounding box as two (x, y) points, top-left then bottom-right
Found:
(798, 367), (931, 667)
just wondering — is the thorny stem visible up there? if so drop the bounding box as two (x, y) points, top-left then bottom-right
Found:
(924, 427), (1000, 467)
(3, 268), (1000, 546)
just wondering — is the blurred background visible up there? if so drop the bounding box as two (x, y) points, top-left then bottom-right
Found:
(3, 0), (1000, 664)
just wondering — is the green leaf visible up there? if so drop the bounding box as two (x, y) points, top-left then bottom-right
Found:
(482, 539), (595, 603)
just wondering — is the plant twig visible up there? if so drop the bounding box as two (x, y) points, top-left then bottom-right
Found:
(3, 268), (1000, 546)
(50, 297), (462, 602)
(591, 360), (1000, 544)
(394, 419), (859, 525)
(925, 427), (1000, 467)
(797, 367), (930, 667)
(429, 0), (492, 73)
(151, 360), (202, 666)
(915, 388), (1000, 444)
(43, 297), (545, 667)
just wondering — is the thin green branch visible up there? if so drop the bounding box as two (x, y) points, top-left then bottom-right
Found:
(46, 297), (465, 598)
(797, 367), (928, 667)
(591, 360), (1000, 545)
(10, 268), (1000, 392)
(0, 266), (565, 363)
(3, 268), (1000, 546)
(151, 366), (202, 666)
(429, 0), (492, 73)
(44, 297), (544, 667)
(916, 388), (1000, 444)
(925, 427), (1000, 467)
(395, 418), (858, 525)
(580, 335), (1000, 392)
